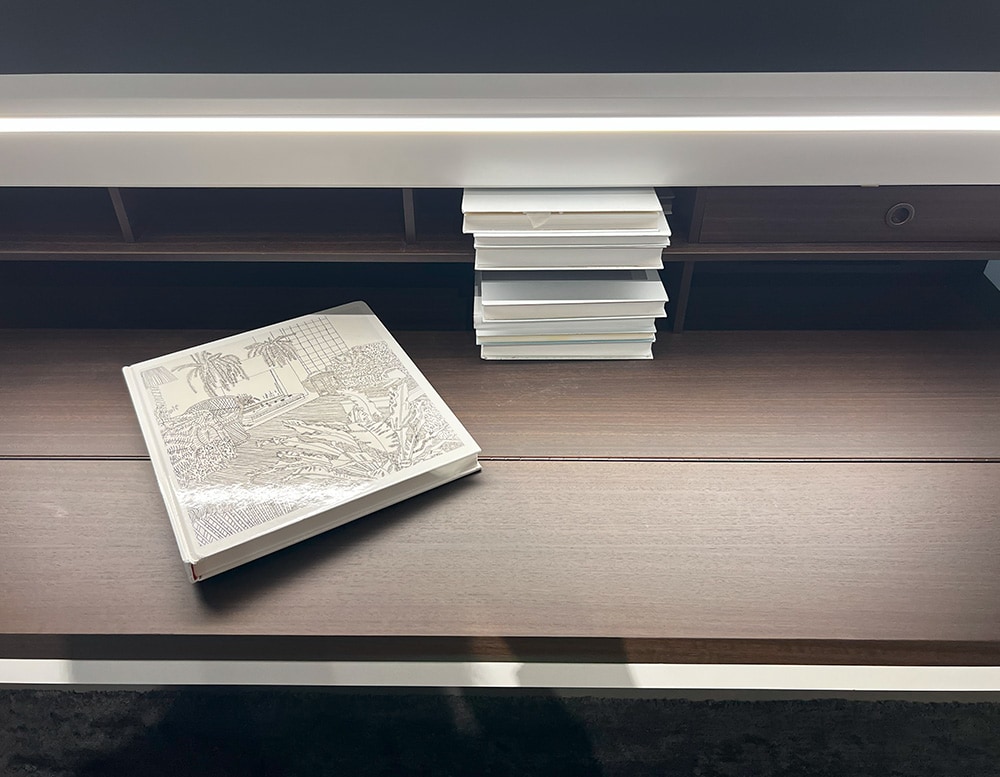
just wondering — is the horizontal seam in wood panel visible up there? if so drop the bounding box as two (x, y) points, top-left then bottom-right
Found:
(3, 455), (1000, 464)
(1, 455), (152, 462)
(480, 456), (1000, 464)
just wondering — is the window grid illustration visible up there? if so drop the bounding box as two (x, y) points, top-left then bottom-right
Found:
(278, 318), (348, 375)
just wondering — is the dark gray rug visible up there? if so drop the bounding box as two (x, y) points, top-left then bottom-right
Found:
(3, 691), (1000, 776)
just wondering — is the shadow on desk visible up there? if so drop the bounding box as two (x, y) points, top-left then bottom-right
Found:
(191, 473), (485, 615)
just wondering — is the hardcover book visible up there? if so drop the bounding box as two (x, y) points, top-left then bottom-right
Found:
(462, 188), (667, 232)
(474, 296), (658, 336)
(123, 301), (481, 582)
(478, 270), (668, 321)
(480, 341), (654, 360)
(474, 243), (665, 271)
(470, 212), (671, 246)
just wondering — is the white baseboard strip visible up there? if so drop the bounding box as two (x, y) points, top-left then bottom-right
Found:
(3, 660), (1000, 691)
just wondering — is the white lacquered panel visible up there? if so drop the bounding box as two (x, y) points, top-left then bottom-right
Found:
(2, 73), (1000, 186)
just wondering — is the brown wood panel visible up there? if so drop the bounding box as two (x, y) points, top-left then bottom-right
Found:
(2, 460), (1000, 657)
(5, 236), (1000, 263)
(0, 236), (473, 263)
(665, 237), (1000, 260)
(7, 237), (1000, 264)
(697, 186), (1000, 244)
(3, 634), (1000, 666)
(2, 329), (999, 460)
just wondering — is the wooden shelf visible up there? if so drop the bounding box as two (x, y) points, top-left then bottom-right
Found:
(1, 329), (999, 666)
(1, 185), (998, 334)
(0, 186), (471, 258)
(1, 183), (999, 673)
(3, 457), (1000, 663)
(5, 235), (1000, 264)
(0, 236), (474, 263)
(665, 237), (1000, 261)
(3, 330), (1000, 461)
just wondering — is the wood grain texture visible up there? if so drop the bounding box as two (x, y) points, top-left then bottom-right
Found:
(697, 186), (1000, 244)
(3, 635), (1000, 665)
(665, 237), (1000, 260)
(0, 236), (473, 263)
(6, 238), (1000, 267)
(5, 236), (1000, 264)
(2, 460), (1000, 652)
(2, 329), (999, 460)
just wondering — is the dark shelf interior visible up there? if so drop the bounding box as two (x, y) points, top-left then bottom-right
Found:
(0, 260), (472, 331)
(411, 188), (464, 240)
(123, 188), (409, 240)
(0, 185), (998, 331)
(683, 260), (1000, 331)
(1, 258), (997, 332)
(0, 188), (122, 239)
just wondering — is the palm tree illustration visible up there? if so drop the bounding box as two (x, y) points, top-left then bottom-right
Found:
(172, 351), (248, 397)
(141, 365), (178, 411)
(245, 334), (305, 395)
(245, 334), (300, 369)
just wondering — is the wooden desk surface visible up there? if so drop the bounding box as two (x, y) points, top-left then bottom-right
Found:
(2, 330), (999, 665)
(3, 330), (1000, 461)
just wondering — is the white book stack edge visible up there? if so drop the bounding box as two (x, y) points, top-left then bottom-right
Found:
(473, 220), (669, 247)
(463, 188), (670, 359)
(466, 188), (670, 271)
(475, 270), (665, 359)
(462, 188), (670, 235)
(478, 270), (668, 321)
(474, 243), (666, 271)
(473, 296), (657, 336)
(480, 341), (656, 360)
(123, 301), (481, 582)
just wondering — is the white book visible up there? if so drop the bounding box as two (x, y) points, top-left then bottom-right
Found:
(474, 243), (665, 271)
(463, 188), (664, 215)
(477, 332), (656, 345)
(481, 341), (654, 360)
(474, 297), (659, 335)
(462, 188), (665, 232)
(465, 211), (662, 232)
(478, 270), (668, 321)
(123, 301), (481, 582)
(471, 212), (671, 246)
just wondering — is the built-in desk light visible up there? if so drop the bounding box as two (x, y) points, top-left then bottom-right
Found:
(3, 115), (1000, 134)
(1, 72), (999, 186)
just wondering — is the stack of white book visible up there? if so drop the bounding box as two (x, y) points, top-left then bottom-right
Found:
(464, 189), (670, 360)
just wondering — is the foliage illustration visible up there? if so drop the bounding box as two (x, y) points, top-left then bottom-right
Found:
(172, 350), (248, 397)
(245, 334), (300, 369)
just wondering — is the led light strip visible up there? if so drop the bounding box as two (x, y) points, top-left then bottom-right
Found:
(4, 659), (1000, 690)
(2, 115), (1000, 133)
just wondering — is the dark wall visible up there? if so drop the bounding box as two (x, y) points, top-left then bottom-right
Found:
(3, 0), (999, 74)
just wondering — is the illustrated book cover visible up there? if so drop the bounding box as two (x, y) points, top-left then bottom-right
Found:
(123, 301), (481, 582)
